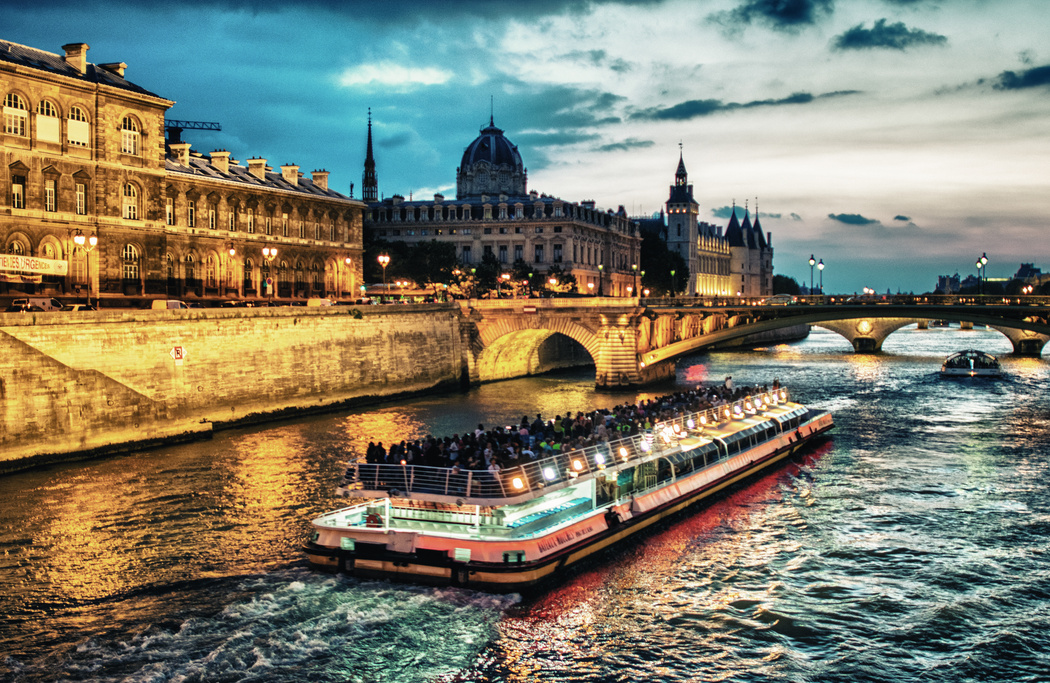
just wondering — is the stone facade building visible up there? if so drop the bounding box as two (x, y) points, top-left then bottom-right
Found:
(364, 118), (641, 296)
(1, 38), (364, 305)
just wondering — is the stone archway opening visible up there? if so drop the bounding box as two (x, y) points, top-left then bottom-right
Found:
(476, 330), (594, 383)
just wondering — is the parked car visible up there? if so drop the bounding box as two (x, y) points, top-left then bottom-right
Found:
(11, 297), (64, 311)
(5, 302), (45, 312)
(151, 299), (190, 309)
(61, 304), (97, 311)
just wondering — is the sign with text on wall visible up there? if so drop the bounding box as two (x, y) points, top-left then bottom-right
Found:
(170, 346), (186, 366)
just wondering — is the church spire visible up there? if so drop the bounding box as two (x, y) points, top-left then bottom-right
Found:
(362, 108), (378, 203)
(675, 142), (687, 187)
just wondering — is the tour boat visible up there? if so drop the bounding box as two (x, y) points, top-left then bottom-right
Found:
(941, 349), (1002, 377)
(303, 389), (833, 593)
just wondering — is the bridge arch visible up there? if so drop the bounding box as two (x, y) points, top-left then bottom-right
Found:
(475, 329), (594, 382)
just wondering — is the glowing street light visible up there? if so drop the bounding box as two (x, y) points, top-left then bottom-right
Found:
(817, 259), (824, 294)
(498, 272), (510, 298)
(262, 246), (278, 303)
(72, 229), (98, 307)
(597, 264), (603, 296)
(377, 254), (390, 293)
(808, 254), (816, 294)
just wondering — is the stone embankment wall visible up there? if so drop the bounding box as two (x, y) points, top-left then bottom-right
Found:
(0, 305), (464, 473)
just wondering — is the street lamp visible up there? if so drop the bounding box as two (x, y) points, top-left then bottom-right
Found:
(808, 255), (815, 294)
(632, 264), (638, 293)
(72, 229), (98, 307)
(377, 254), (390, 298)
(498, 273), (510, 298)
(262, 246), (278, 303)
(817, 259), (824, 294)
(670, 269), (676, 297)
(979, 253), (988, 295)
(597, 264), (603, 296)
(587, 282), (594, 295)
(344, 256), (352, 298)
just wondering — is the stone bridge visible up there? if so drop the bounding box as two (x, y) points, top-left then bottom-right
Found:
(460, 296), (1050, 390)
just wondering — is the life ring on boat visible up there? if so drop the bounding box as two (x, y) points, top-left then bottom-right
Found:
(365, 513), (383, 528)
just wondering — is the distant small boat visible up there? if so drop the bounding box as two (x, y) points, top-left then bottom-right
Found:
(941, 350), (1002, 377)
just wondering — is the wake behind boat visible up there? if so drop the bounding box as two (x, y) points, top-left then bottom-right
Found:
(304, 388), (833, 593)
(941, 349), (1002, 377)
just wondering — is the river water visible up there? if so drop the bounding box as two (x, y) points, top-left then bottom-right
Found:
(2, 326), (1049, 682)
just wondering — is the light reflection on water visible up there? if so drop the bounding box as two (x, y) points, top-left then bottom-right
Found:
(0, 324), (1047, 682)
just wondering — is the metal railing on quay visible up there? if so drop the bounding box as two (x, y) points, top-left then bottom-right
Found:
(347, 388), (792, 501)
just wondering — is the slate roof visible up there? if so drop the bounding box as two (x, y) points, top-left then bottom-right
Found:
(0, 39), (166, 100)
(724, 206), (746, 247)
(166, 155), (353, 201)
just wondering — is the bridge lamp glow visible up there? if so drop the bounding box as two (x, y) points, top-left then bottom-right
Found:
(543, 467), (556, 481)
(512, 477), (525, 490)
(699, 415), (707, 426)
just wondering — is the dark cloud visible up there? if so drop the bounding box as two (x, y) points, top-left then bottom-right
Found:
(596, 138), (655, 152)
(828, 213), (881, 226)
(993, 64), (1050, 90)
(630, 89), (859, 121)
(712, 0), (833, 31)
(711, 206), (735, 219)
(894, 215), (911, 221)
(790, 213), (803, 221)
(833, 19), (947, 51)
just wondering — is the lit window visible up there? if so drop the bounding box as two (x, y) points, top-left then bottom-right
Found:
(35, 101), (60, 143)
(122, 183), (138, 220)
(188, 200), (196, 227)
(166, 197), (174, 225)
(68, 106), (89, 147)
(75, 183), (86, 215)
(120, 117), (140, 155)
(45, 178), (56, 211)
(247, 212), (255, 234)
(11, 174), (26, 209)
(3, 93), (28, 136)
(122, 244), (140, 280)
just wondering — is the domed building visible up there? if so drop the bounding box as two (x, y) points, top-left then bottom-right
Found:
(364, 117), (642, 296)
(456, 118), (528, 199)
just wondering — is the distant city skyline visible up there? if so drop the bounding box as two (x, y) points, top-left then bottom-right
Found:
(5, 0), (1046, 293)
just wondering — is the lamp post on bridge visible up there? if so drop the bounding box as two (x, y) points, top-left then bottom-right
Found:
(808, 254), (815, 295)
(377, 254), (390, 299)
(597, 264), (603, 297)
(631, 263), (638, 297)
(817, 259), (824, 294)
(670, 269), (676, 298)
(976, 253), (987, 295)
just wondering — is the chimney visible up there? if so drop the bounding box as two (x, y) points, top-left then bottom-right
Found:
(210, 150), (230, 174)
(247, 157), (267, 180)
(169, 142), (191, 166)
(434, 193), (444, 202)
(99, 62), (127, 78)
(311, 169), (329, 191)
(62, 43), (89, 74)
(280, 164), (299, 185)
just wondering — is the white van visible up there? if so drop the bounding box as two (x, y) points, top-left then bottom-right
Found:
(151, 299), (190, 310)
(12, 297), (64, 311)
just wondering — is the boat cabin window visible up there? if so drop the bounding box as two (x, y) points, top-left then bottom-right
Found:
(503, 551), (526, 563)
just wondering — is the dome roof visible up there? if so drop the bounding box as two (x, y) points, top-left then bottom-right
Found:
(460, 120), (523, 171)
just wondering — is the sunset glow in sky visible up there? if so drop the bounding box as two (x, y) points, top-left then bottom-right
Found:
(5, 0), (1047, 293)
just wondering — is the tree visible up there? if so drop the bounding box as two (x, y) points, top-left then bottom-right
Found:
(773, 274), (801, 295)
(640, 230), (687, 295)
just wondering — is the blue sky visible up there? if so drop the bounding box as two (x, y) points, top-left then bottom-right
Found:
(5, 0), (1048, 293)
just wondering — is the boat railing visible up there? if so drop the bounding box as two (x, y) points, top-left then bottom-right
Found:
(347, 389), (791, 501)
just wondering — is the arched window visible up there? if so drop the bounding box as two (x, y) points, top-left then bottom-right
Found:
(122, 183), (139, 220)
(122, 244), (140, 281)
(294, 262), (305, 292)
(205, 255), (217, 288)
(8, 241), (28, 276)
(165, 253), (175, 280)
(120, 116), (140, 155)
(185, 254), (196, 282)
(35, 101), (60, 143)
(4, 93), (28, 136)
(325, 262), (336, 293)
(68, 106), (90, 147)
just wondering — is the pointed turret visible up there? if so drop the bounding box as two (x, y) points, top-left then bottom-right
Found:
(724, 201), (746, 247)
(753, 202), (768, 249)
(362, 109), (378, 203)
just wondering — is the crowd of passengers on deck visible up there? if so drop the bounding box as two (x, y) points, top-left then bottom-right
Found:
(362, 378), (780, 476)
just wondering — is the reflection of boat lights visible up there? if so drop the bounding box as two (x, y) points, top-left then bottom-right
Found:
(619, 446), (630, 460)
(543, 467), (556, 481)
(512, 477), (524, 490)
